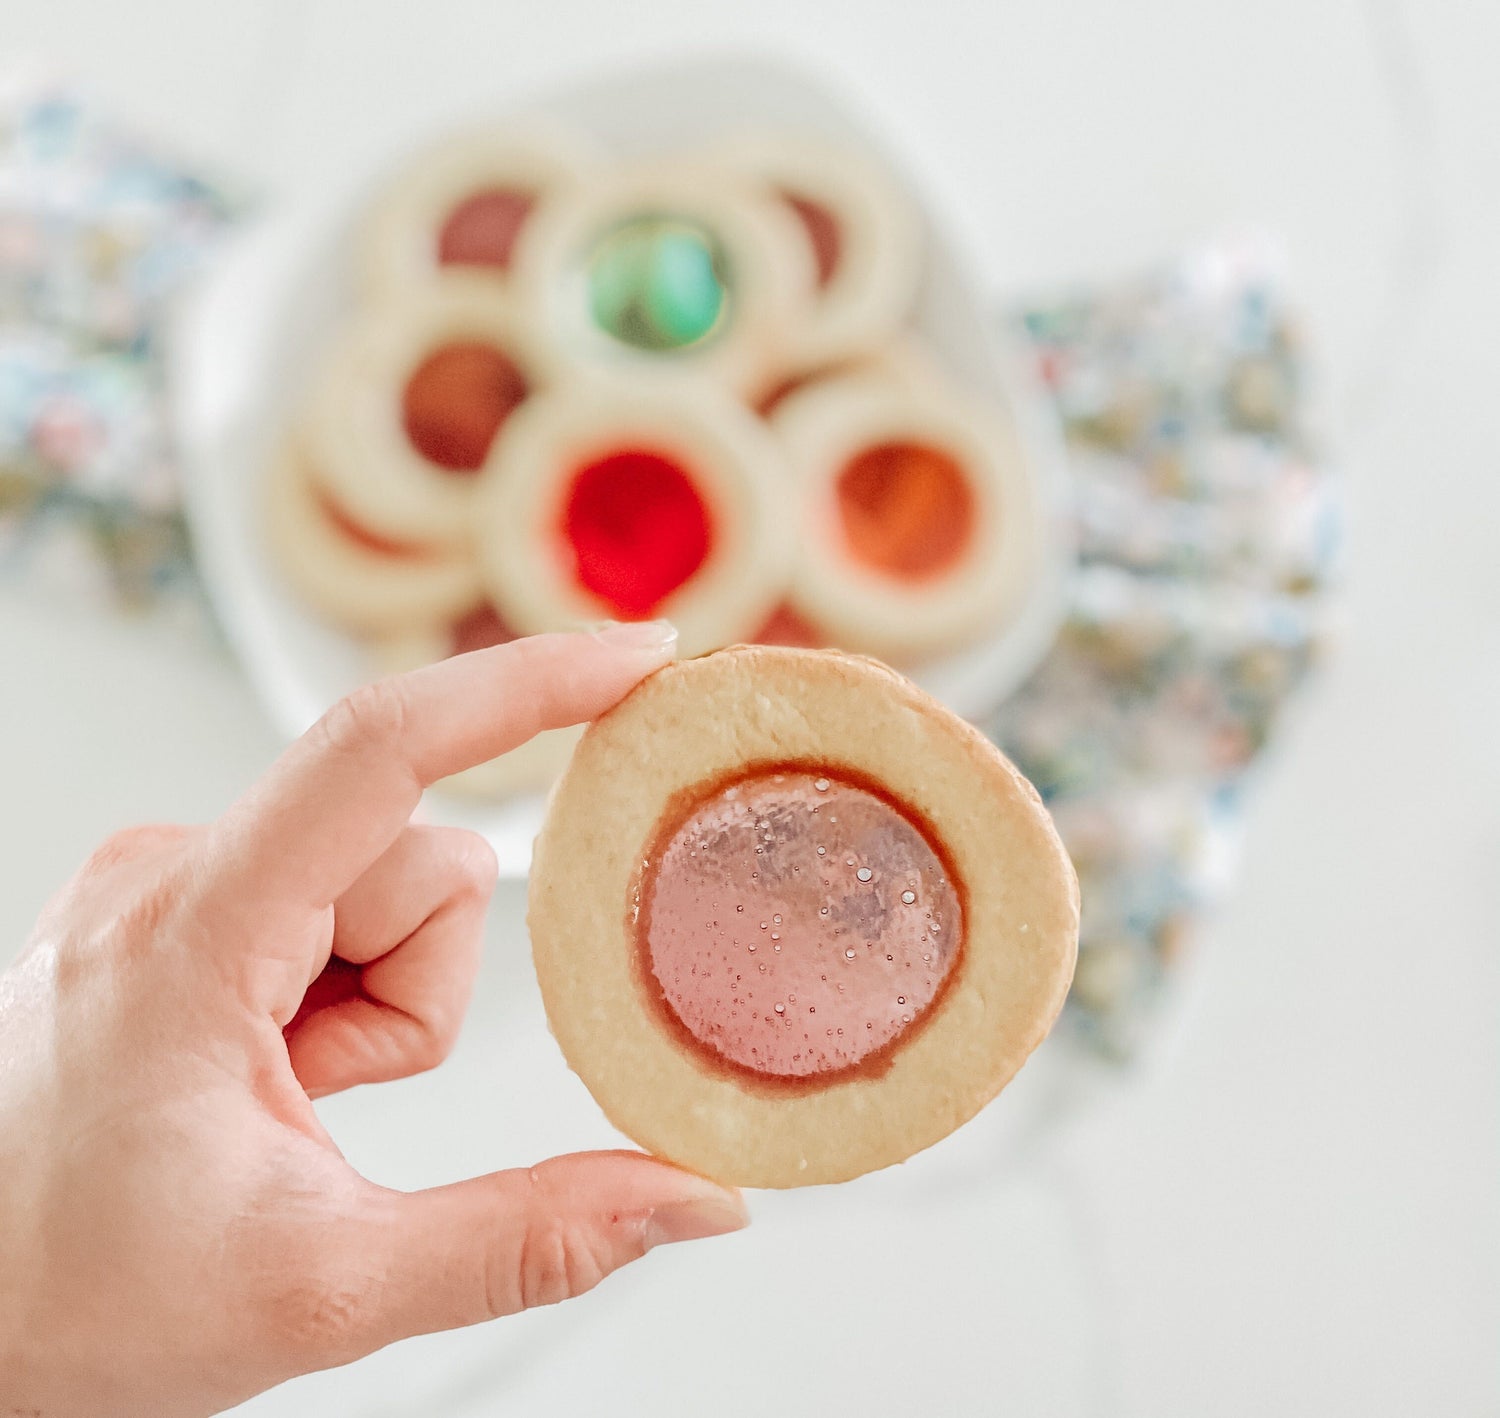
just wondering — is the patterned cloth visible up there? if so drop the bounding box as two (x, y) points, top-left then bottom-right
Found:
(990, 250), (1340, 1057)
(0, 85), (1339, 1060)
(0, 79), (238, 612)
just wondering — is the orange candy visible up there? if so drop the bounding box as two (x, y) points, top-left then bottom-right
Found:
(836, 441), (975, 581)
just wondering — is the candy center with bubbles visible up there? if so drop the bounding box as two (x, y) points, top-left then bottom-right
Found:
(639, 768), (962, 1079)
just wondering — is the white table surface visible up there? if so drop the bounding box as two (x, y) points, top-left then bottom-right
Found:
(2, 3), (1497, 1414)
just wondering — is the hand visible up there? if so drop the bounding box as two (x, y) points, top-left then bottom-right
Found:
(0, 624), (748, 1418)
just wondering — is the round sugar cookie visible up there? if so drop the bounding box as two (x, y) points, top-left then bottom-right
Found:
(528, 645), (1079, 1188)
(304, 276), (557, 544)
(771, 371), (1036, 661)
(719, 131), (925, 369)
(358, 123), (598, 296)
(474, 379), (792, 656)
(263, 439), (482, 633)
(512, 161), (817, 396)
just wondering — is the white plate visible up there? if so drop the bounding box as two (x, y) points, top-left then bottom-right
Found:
(169, 54), (1073, 876)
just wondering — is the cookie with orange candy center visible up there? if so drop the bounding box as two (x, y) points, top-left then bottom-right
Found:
(771, 372), (1038, 662)
(528, 645), (1079, 1188)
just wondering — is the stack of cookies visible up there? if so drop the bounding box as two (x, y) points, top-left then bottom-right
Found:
(265, 122), (1039, 795)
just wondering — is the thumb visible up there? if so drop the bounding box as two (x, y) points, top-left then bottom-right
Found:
(351, 1151), (747, 1349)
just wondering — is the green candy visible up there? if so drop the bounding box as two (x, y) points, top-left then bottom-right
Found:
(587, 217), (727, 352)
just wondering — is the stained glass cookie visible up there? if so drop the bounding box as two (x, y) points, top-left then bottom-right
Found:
(513, 162), (816, 396)
(529, 645), (1079, 1187)
(770, 372), (1036, 661)
(475, 380), (792, 656)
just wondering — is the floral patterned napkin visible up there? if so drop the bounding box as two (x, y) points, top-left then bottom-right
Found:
(0, 79), (237, 617)
(992, 250), (1339, 1056)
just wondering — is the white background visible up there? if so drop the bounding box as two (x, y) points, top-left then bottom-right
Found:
(2, 2), (1497, 1414)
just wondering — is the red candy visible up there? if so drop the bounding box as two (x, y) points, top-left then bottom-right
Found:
(560, 450), (713, 618)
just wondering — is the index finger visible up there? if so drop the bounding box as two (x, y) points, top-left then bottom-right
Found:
(208, 624), (676, 913)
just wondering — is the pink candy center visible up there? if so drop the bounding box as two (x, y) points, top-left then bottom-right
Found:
(437, 188), (535, 269)
(638, 769), (961, 1080)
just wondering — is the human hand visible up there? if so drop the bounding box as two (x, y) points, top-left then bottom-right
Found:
(0, 624), (748, 1418)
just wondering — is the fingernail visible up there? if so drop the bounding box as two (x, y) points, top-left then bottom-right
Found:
(643, 1192), (749, 1250)
(589, 619), (678, 654)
